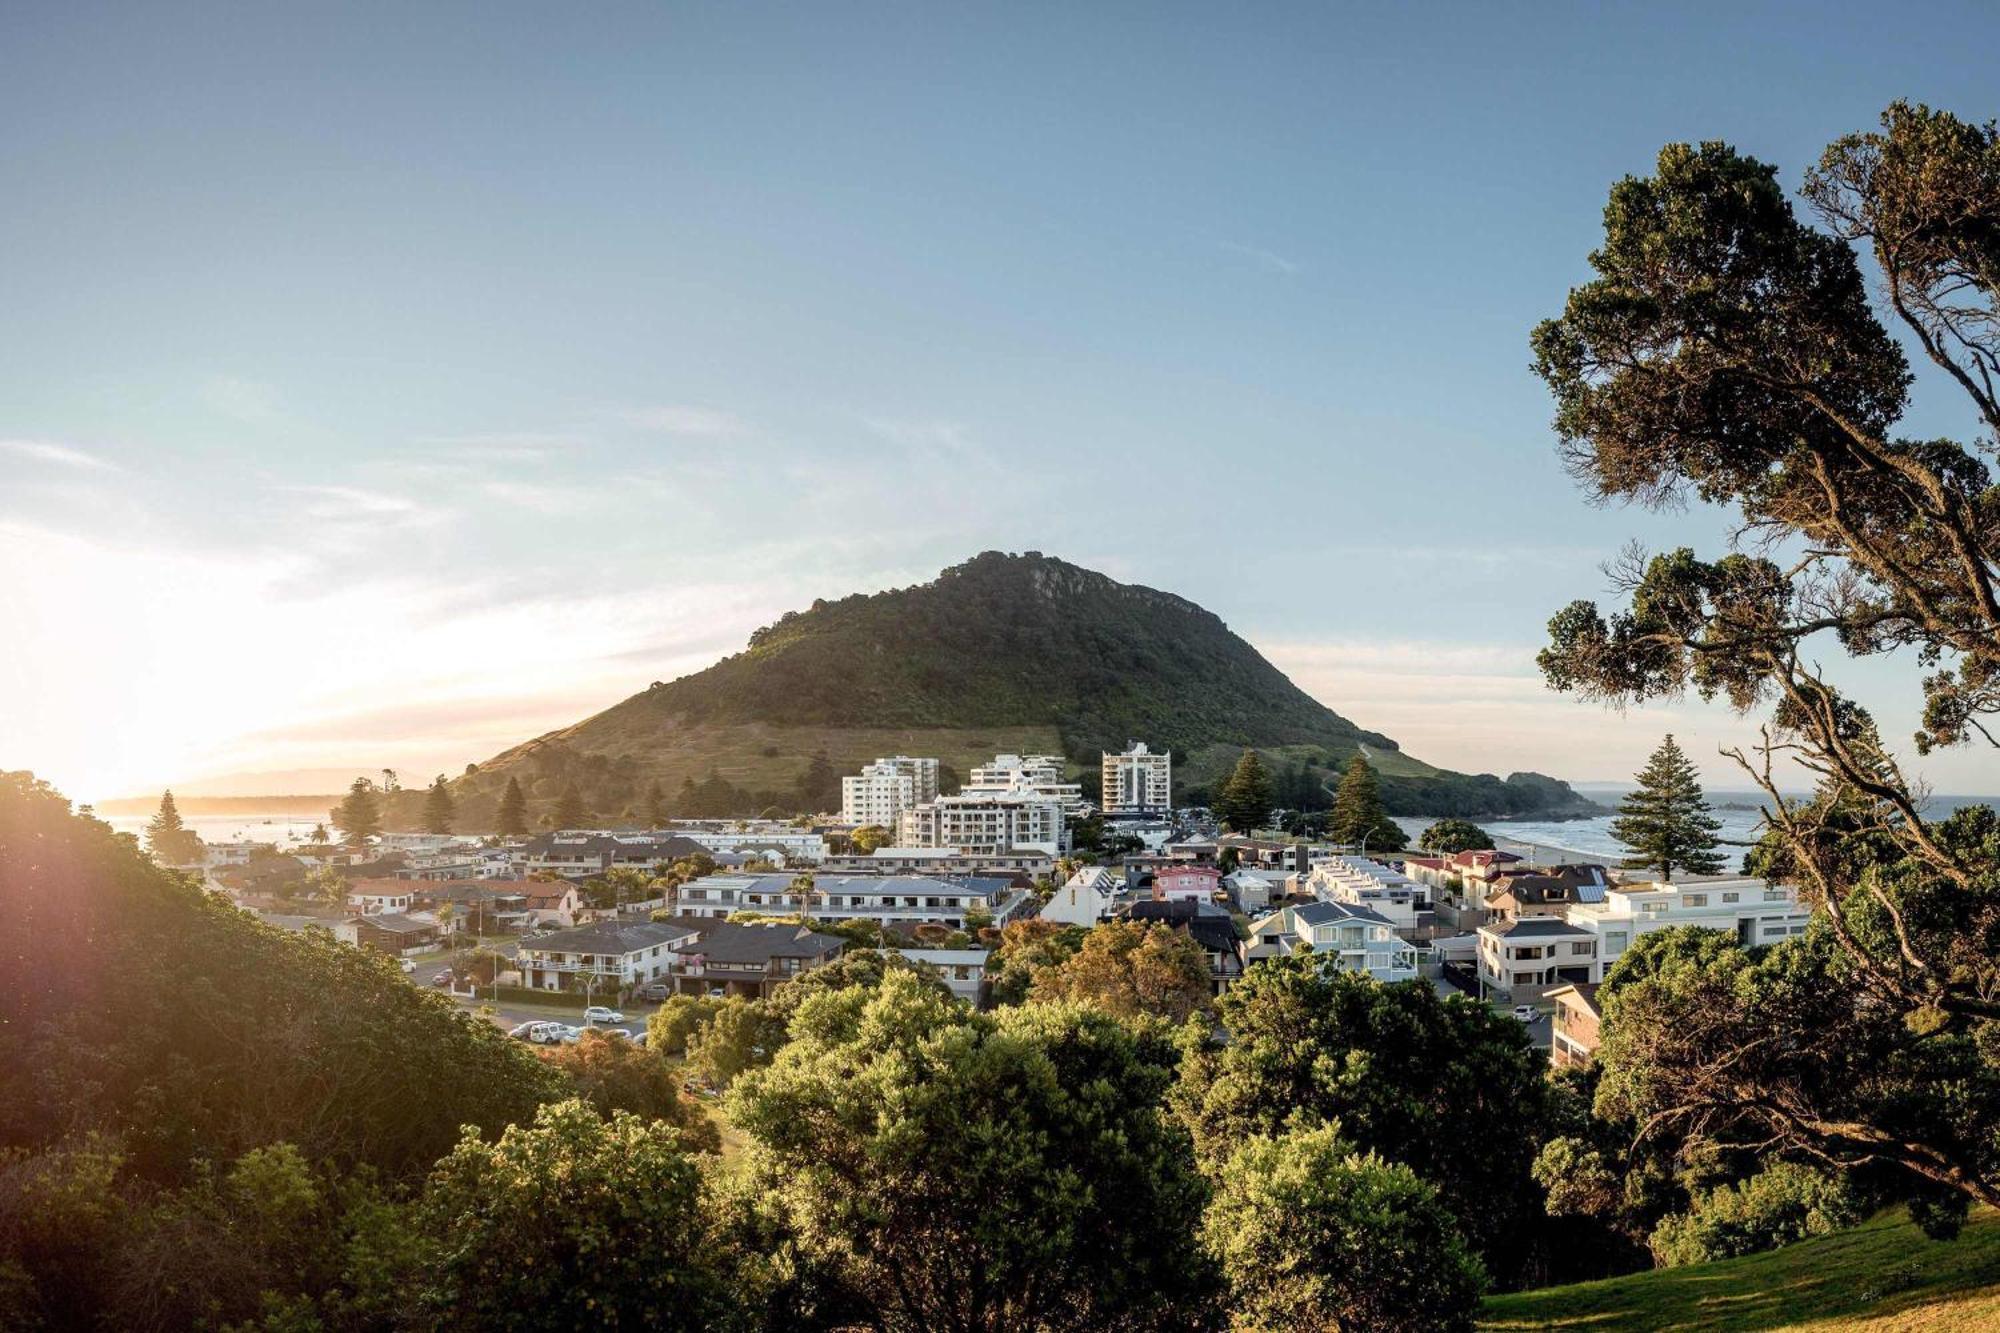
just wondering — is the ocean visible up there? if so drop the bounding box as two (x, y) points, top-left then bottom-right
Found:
(1395, 790), (2000, 864)
(100, 810), (334, 846)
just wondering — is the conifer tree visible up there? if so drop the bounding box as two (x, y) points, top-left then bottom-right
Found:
(1610, 734), (1724, 880)
(144, 790), (203, 865)
(495, 776), (529, 837)
(645, 780), (668, 829)
(1214, 750), (1275, 833)
(331, 777), (383, 845)
(423, 774), (456, 835)
(1327, 755), (1407, 852)
(553, 782), (589, 829)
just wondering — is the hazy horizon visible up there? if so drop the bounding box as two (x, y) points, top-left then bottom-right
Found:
(6, 4), (1998, 805)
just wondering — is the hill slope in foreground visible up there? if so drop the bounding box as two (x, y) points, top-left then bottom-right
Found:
(425, 551), (1600, 827)
(1482, 1209), (2000, 1331)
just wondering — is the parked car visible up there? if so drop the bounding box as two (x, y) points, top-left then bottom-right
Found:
(636, 982), (670, 1002)
(507, 1021), (541, 1039)
(398, 958), (416, 974)
(583, 1005), (625, 1024)
(705, 987), (726, 999)
(599, 1028), (632, 1041)
(552, 1025), (583, 1044)
(432, 970), (454, 988)
(1511, 1004), (1538, 1023)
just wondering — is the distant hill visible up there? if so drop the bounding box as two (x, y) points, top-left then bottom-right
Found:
(405, 551), (1600, 829)
(1481, 1208), (2000, 1331)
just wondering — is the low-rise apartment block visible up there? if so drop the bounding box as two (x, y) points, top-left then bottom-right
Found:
(675, 871), (1024, 930)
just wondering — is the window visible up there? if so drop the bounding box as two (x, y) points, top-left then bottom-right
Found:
(1604, 931), (1628, 953)
(1569, 942), (1593, 956)
(1682, 893), (1707, 907)
(1722, 891), (1739, 903)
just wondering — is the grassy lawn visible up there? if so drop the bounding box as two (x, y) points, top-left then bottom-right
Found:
(1482, 1209), (2000, 1331)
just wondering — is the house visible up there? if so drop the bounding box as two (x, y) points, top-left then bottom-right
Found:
(1153, 864), (1223, 904)
(407, 880), (530, 932)
(820, 847), (1054, 881)
(1475, 918), (1599, 1002)
(901, 948), (990, 1005)
(345, 880), (416, 915)
(1564, 876), (1811, 979)
(1549, 983), (1603, 1069)
(665, 920), (847, 998)
(1249, 901), (1422, 982)
(520, 833), (624, 879)
(1306, 857), (1427, 935)
(674, 872), (1026, 931)
(1452, 848), (1525, 884)
(1123, 900), (1245, 995)
(1040, 866), (1121, 926)
(522, 881), (585, 928)
(1482, 864), (1610, 921)
(1223, 870), (1276, 913)
(333, 911), (440, 956)
(516, 919), (702, 994)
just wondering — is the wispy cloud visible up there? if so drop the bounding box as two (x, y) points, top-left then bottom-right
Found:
(0, 439), (121, 471)
(619, 405), (747, 437)
(280, 484), (443, 527)
(1218, 240), (1301, 275)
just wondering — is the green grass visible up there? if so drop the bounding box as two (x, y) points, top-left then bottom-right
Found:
(1482, 1209), (2000, 1331)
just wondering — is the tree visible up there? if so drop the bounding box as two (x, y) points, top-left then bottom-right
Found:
(1174, 957), (1552, 1282)
(539, 1031), (720, 1152)
(308, 822), (329, 845)
(1213, 749), (1274, 834)
(726, 971), (1223, 1331)
(1419, 818), (1495, 855)
(495, 776), (528, 837)
(422, 774), (455, 835)
(1204, 1125), (1486, 1332)
(144, 790), (203, 866)
(647, 995), (723, 1056)
(1029, 919), (1215, 1024)
(1608, 736), (1724, 880)
(686, 997), (788, 1090)
(1531, 105), (2000, 1206)
(414, 1100), (734, 1330)
(848, 823), (891, 854)
(551, 782), (588, 830)
(645, 780), (668, 828)
(1328, 755), (1407, 852)
(330, 777), (382, 845)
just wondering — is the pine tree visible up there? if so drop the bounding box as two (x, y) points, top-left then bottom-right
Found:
(645, 781), (668, 829)
(553, 782), (589, 829)
(1214, 750), (1275, 834)
(496, 777), (529, 837)
(1610, 734), (1724, 880)
(423, 774), (456, 835)
(1328, 756), (1406, 852)
(331, 777), (383, 845)
(145, 790), (203, 865)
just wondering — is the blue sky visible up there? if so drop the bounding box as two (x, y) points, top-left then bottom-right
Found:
(4, 2), (1997, 801)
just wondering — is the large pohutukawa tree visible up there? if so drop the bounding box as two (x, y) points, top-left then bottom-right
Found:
(1531, 102), (2000, 1207)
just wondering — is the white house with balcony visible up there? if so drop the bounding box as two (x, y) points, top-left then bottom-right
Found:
(1039, 866), (1121, 926)
(674, 872), (1022, 930)
(1476, 917), (1600, 1001)
(1247, 901), (1421, 982)
(901, 948), (990, 1004)
(1565, 876), (1812, 979)
(515, 919), (701, 993)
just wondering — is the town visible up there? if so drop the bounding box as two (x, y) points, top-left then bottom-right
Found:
(152, 736), (1804, 1079)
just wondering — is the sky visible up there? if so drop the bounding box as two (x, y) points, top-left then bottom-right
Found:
(3, 2), (1997, 804)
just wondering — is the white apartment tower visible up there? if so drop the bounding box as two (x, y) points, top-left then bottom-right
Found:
(965, 753), (1086, 817)
(1102, 741), (1172, 816)
(840, 756), (940, 828)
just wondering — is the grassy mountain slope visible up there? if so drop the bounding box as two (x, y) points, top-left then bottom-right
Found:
(1481, 1209), (2000, 1331)
(424, 552), (1597, 827)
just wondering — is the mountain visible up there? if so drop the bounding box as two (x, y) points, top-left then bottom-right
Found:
(412, 552), (1599, 827)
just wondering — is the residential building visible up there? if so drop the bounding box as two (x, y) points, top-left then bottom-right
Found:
(1246, 901), (1420, 982)
(333, 912), (439, 956)
(820, 846), (1054, 880)
(901, 948), (990, 1005)
(1565, 876), (1811, 979)
(1306, 857), (1428, 935)
(1123, 900), (1244, 995)
(1223, 869), (1276, 913)
(1475, 918), (1599, 1001)
(674, 872), (1025, 930)
(668, 920), (847, 998)
(1153, 864), (1223, 904)
(964, 753), (1086, 817)
(1039, 866), (1121, 926)
(516, 919), (702, 993)
(345, 881), (415, 915)
(841, 756), (938, 828)
(667, 825), (830, 864)
(1483, 865), (1611, 922)
(1549, 983), (1603, 1069)
(523, 881), (584, 928)
(899, 788), (1065, 855)
(1102, 741), (1172, 816)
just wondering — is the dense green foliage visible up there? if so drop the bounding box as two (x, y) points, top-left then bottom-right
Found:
(1649, 1163), (1864, 1267)
(1419, 818), (1495, 854)
(1174, 958), (1553, 1284)
(1608, 735), (1724, 879)
(1029, 919), (1215, 1024)
(1329, 756), (1409, 852)
(421, 775), (455, 835)
(495, 776), (528, 836)
(726, 970), (1222, 1331)
(1212, 749), (1275, 833)
(1205, 1124), (1485, 1332)
(142, 789), (203, 865)
(331, 776), (383, 844)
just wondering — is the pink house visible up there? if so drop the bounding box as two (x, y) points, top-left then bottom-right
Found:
(1153, 865), (1223, 904)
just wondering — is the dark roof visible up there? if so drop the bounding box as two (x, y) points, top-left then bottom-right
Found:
(1292, 900), (1395, 929)
(1549, 982), (1603, 1016)
(1483, 917), (1595, 938)
(343, 912), (435, 934)
(1120, 900), (1240, 955)
(524, 920), (699, 955)
(680, 920), (846, 964)
(612, 835), (716, 863)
